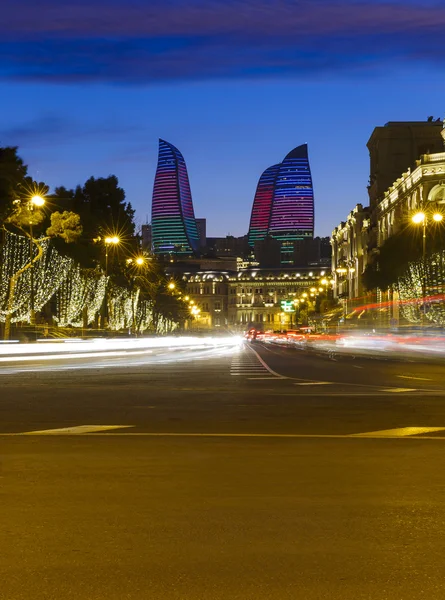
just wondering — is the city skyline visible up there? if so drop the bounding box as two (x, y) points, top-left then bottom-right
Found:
(2, 1), (445, 239)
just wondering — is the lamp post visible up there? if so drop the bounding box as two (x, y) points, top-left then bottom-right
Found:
(126, 256), (147, 334)
(104, 236), (120, 276)
(335, 267), (348, 329)
(29, 195), (45, 325)
(411, 210), (443, 325)
(102, 236), (120, 328)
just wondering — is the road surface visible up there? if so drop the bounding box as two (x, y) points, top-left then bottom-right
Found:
(2, 340), (445, 599)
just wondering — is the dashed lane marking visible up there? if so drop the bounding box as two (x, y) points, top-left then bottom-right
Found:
(380, 388), (417, 393)
(294, 381), (333, 386)
(398, 375), (432, 381)
(21, 425), (134, 435)
(352, 427), (445, 438)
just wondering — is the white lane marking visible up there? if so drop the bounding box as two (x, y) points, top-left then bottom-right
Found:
(248, 377), (283, 380)
(4, 430), (445, 440)
(352, 427), (445, 438)
(380, 388), (417, 393)
(245, 345), (287, 378)
(0, 350), (154, 363)
(398, 375), (432, 381)
(22, 425), (134, 435)
(294, 381), (333, 386)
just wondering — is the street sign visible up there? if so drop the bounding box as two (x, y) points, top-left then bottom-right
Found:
(280, 300), (295, 313)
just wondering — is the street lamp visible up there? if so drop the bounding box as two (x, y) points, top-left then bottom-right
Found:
(411, 210), (444, 324)
(104, 236), (120, 276)
(29, 194), (46, 325)
(101, 236), (120, 328)
(168, 282), (176, 290)
(125, 255), (147, 334)
(31, 195), (45, 207)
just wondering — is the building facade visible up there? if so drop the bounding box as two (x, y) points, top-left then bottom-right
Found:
(182, 271), (230, 330)
(367, 119), (444, 211)
(141, 224), (152, 251)
(331, 119), (445, 325)
(377, 150), (445, 245)
(247, 144), (315, 265)
(151, 139), (200, 256)
(227, 267), (330, 330)
(182, 267), (331, 331)
(195, 218), (207, 250)
(331, 204), (370, 303)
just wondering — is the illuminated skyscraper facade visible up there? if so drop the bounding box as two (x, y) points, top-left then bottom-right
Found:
(151, 139), (200, 256)
(247, 164), (280, 248)
(248, 144), (314, 264)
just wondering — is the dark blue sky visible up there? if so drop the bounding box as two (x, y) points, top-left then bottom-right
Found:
(1, 0), (445, 237)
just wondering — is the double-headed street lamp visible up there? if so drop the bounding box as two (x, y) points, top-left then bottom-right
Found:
(411, 210), (444, 324)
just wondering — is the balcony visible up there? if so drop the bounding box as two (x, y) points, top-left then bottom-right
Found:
(421, 152), (445, 164)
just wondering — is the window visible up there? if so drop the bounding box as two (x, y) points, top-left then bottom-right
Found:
(215, 301), (221, 310)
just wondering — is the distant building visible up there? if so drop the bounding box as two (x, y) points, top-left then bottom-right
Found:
(227, 267), (329, 330)
(247, 144), (315, 264)
(181, 266), (330, 332)
(254, 236), (281, 268)
(206, 235), (250, 258)
(331, 204), (371, 302)
(151, 139), (200, 256)
(141, 224), (152, 251)
(367, 119), (444, 211)
(195, 218), (206, 249)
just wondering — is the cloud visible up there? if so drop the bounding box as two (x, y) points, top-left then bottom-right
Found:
(0, 114), (147, 147)
(1, 0), (445, 83)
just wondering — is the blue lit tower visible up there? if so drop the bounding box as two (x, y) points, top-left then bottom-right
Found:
(247, 144), (314, 264)
(151, 139), (200, 256)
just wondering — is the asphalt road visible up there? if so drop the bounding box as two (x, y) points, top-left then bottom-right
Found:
(2, 340), (445, 599)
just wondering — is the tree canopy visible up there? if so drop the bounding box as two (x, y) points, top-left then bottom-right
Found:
(362, 224), (445, 291)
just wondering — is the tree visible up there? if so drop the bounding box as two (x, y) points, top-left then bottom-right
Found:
(0, 147), (28, 225)
(3, 203), (83, 339)
(361, 225), (445, 291)
(52, 176), (138, 272)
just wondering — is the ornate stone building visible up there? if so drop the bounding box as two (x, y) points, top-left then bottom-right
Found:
(331, 204), (370, 303)
(182, 267), (331, 331)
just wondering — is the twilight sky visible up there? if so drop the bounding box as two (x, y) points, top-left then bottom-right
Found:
(1, 0), (445, 237)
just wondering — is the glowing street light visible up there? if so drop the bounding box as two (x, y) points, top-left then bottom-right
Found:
(135, 257), (145, 265)
(31, 195), (45, 207)
(168, 282), (176, 290)
(105, 236), (120, 245)
(433, 213), (443, 222)
(412, 212), (425, 224)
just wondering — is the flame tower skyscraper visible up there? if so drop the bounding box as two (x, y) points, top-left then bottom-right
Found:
(151, 139), (200, 256)
(248, 144), (314, 263)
